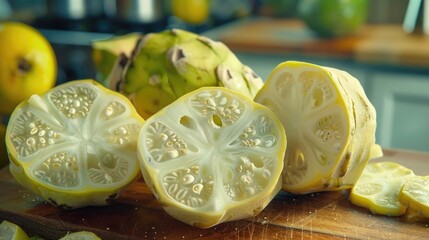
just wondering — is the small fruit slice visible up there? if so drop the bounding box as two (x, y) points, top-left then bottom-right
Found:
(0, 220), (30, 240)
(6, 80), (144, 209)
(350, 162), (415, 216)
(59, 231), (101, 240)
(137, 87), (286, 228)
(255, 61), (377, 194)
(400, 175), (429, 219)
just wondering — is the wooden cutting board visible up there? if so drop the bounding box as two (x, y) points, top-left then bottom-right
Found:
(0, 149), (428, 239)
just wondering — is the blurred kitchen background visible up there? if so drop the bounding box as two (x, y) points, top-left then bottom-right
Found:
(1, 0), (429, 153)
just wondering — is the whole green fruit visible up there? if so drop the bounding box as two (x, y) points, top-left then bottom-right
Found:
(298, 0), (368, 37)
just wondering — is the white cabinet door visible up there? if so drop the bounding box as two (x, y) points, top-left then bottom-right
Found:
(369, 72), (429, 152)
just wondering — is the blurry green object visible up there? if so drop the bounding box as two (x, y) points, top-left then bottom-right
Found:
(298, 0), (368, 37)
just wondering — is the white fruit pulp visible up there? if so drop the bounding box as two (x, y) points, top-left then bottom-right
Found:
(256, 66), (349, 190)
(8, 82), (141, 191)
(139, 88), (284, 212)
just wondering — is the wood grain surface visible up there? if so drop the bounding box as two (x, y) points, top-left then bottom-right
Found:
(0, 149), (428, 239)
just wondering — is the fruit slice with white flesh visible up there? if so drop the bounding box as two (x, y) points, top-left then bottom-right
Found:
(6, 80), (144, 209)
(400, 175), (429, 220)
(351, 161), (415, 216)
(137, 87), (286, 228)
(0, 220), (30, 240)
(255, 61), (377, 194)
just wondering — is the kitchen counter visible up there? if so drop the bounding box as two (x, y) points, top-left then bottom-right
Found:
(0, 149), (428, 239)
(204, 17), (429, 69)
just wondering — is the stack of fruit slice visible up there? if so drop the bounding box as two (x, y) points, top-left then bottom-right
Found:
(351, 161), (429, 221)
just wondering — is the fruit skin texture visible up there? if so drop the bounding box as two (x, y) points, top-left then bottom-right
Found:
(298, 0), (368, 37)
(255, 61), (377, 194)
(137, 87), (286, 228)
(0, 22), (57, 115)
(92, 33), (141, 86)
(106, 28), (263, 119)
(6, 80), (144, 209)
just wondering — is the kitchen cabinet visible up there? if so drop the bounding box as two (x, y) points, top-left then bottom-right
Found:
(368, 71), (429, 152)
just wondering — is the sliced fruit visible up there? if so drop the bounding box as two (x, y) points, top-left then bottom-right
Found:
(59, 231), (101, 240)
(350, 161), (415, 216)
(0, 220), (30, 240)
(400, 175), (429, 219)
(104, 28), (263, 119)
(137, 87), (286, 228)
(5, 80), (144, 209)
(255, 61), (377, 194)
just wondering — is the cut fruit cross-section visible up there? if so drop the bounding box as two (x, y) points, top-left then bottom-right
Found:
(5, 80), (144, 209)
(400, 175), (429, 220)
(0, 220), (30, 240)
(255, 61), (377, 194)
(137, 87), (286, 228)
(350, 161), (415, 216)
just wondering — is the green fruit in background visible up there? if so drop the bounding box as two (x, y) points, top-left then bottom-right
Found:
(92, 33), (142, 86)
(298, 0), (369, 37)
(100, 29), (264, 119)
